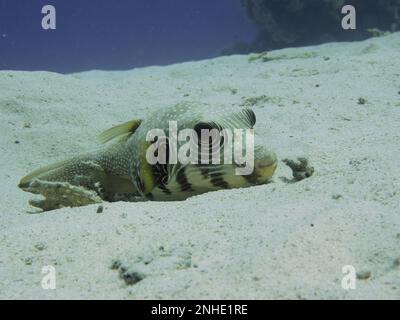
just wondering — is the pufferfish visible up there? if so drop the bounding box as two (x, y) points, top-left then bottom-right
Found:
(18, 101), (278, 211)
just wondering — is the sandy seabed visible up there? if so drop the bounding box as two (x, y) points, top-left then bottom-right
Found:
(0, 33), (399, 299)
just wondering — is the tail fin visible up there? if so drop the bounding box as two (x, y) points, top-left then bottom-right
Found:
(18, 154), (106, 191)
(19, 146), (137, 199)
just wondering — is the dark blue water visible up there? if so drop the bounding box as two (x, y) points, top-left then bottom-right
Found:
(0, 0), (257, 73)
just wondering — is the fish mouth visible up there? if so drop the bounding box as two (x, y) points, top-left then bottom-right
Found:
(254, 152), (278, 183)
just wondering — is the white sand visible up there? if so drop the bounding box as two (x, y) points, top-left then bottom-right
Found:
(1, 33), (399, 299)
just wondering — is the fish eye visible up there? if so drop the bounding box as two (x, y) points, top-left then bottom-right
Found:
(194, 122), (224, 148)
(194, 122), (214, 138)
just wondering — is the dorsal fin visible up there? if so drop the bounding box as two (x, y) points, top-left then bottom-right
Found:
(229, 108), (256, 128)
(242, 108), (256, 128)
(98, 119), (142, 144)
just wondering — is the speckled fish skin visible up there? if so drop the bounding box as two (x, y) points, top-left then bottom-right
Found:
(19, 101), (278, 207)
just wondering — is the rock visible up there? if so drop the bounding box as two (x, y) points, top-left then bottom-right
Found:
(356, 270), (372, 280)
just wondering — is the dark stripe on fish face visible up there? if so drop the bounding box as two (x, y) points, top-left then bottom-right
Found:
(158, 183), (172, 195)
(244, 109), (256, 128)
(145, 192), (154, 200)
(210, 172), (229, 189)
(176, 168), (193, 192)
(152, 162), (168, 184)
(135, 176), (145, 194)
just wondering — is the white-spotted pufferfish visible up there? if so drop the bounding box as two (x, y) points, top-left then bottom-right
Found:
(19, 102), (277, 211)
